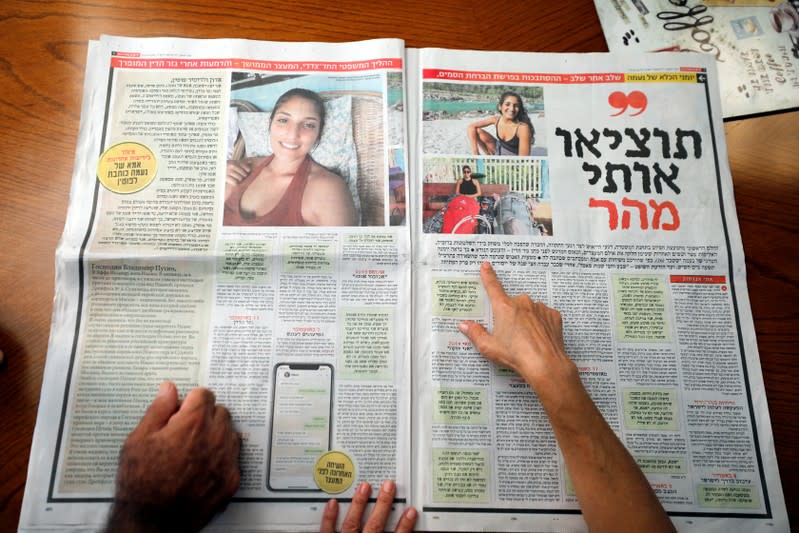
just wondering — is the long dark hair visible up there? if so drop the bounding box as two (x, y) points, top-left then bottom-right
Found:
(269, 88), (327, 138)
(497, 90), (534, 138)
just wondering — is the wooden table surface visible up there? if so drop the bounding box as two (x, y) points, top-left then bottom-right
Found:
(0, 1), (796, 531)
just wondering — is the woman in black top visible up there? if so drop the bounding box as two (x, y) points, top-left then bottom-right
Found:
(455, 165), (482, 197)
(466, 90), (534, 156)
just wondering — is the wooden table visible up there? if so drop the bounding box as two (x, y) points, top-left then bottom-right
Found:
(0, 1), (796, 531)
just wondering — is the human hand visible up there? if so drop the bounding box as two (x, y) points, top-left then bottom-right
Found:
(107, 382), (240, 533)
(226, 159), (251, 184)
(459, 262), (580, 404)
(318, 480), (417, 533)
(225, 159), (252, 201)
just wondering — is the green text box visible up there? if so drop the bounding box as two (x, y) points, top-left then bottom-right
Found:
(432, 278), (483, 317)
(433, 388), (488, 425)
(217, 240), (271, 283)
(613, 275), (670, 342)
(697, 485), (760, 509)
(344, 233), (397, 245)
(623, 388), (678, 430)
(432, 448), (489, 503)
(338, 307), (392, 380)
(635, 456), (686, 474)
(281, 241), (334, 273)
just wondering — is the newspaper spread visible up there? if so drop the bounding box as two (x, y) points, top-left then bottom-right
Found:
(593, 0), (799, 118)
(19, 36), (788, 532)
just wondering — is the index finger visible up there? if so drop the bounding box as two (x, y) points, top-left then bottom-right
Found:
(479, 262), (508, 303)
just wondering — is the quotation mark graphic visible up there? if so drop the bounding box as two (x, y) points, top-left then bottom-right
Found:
(622, 29), (640, 46)
(609, 91), (648, 116)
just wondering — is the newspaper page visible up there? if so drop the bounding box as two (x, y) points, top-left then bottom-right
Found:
(20, 36), (411, 532)
(408, 48), (789, 532)
(593, 0), (799, 118)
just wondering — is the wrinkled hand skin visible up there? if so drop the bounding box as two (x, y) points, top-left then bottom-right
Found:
(106, 382), (240, 533)
(459, 262), (580, 408)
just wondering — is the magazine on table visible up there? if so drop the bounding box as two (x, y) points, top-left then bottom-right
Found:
(18, 35), (788, 532)
(593, 0), (799, 118)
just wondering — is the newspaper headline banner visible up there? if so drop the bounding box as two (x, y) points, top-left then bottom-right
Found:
(110, 56), (403, 71)
(422, 68), (702, 84)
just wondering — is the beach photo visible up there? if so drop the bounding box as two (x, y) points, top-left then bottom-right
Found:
(422, 83), (547, 157)
(422, 156), (552, 236)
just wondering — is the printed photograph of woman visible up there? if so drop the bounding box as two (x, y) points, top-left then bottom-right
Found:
(422, 83), (546, 157)
(224, 88), (357, 227)
(422, 157), (552, 236)
(466, 91), (534, 156)
(455, 165), (482, 197)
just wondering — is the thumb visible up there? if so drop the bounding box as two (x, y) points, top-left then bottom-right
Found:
(132, 381), (179, 436)
(459, 320), (495, 355)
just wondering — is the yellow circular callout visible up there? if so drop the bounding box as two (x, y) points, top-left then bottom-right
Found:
(97, 142), (157, 194)
(314, 451), (356, 494)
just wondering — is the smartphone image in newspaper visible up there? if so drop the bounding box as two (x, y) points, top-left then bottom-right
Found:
(267, 363), (334, 491)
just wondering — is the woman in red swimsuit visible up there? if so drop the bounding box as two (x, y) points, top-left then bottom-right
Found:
(224, 88), (357, 226)
(466, 90), (534, 156)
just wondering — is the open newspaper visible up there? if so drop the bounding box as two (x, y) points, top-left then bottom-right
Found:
(20, 36), (788, 532)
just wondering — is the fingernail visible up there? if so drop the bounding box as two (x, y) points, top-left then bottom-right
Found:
(405, 507), (417, 520)
(458, 322), (469, 333)
(325, 498), (337, 512)
(381, 480), (394, 493)
(157, 381), (172, 397)
(358, 482), (371, 496)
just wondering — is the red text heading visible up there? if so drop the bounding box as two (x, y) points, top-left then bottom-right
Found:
(111, 57), (402, 72)
(423, 68), (624, 84)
